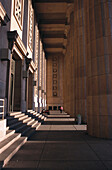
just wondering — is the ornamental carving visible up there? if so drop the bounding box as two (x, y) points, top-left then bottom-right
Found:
(14, 0), (23, 29)
(28, 0), (34, 51)
(52, 56), (58, 97)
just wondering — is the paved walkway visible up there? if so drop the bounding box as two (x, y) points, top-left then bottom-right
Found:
(2, 112), (112, 170)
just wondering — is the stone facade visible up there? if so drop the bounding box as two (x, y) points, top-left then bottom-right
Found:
(0, 0), (46, 116)
(46, 55), (64, 110)
(0, 0), (112, 139)
(63, 0), (112, 138)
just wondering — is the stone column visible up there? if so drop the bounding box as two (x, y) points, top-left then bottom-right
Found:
(63, 6), (75, 117)
(34, 24), (39, 111)
(38, 37), (40, 113)
(43, 52), (45, 109)
(39, 40), (42, 112)
(73, 0), (87, 123)
(42, 51), (45, 109)
(85, 0), (112, 138)
(44, 58), (46, 109)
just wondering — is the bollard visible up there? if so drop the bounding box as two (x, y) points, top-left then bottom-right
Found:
(77, 114), (81, 125)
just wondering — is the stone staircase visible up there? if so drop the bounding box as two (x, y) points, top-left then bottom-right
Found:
(0, 128), (27, 169)
(48, 110), (70, 118)
(0, 110), (47, 169)
(27, 110), (47, 123)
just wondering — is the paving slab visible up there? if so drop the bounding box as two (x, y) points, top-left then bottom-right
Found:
(2, 111), (112, 170)
(4, 160), (38, 168)
(89, 143), (112, 160)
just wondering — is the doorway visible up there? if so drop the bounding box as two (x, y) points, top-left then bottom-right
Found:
(9, 59), (15, 112)
(9, 58), (22, 112)
(28, 71), (33, 110)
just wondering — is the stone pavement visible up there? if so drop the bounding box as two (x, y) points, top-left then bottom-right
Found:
(2, 112), (112, 170)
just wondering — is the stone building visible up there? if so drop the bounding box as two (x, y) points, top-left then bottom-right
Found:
(0, 0), (47, 115)
(0, 0), (112, 145)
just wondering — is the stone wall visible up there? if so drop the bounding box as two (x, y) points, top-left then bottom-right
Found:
(63, 0), (112, 138)
(46, 55), (64, 110)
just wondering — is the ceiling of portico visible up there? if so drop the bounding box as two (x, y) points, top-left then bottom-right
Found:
(32, 0), (74, 57)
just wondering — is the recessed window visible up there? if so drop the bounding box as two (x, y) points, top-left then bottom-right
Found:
(53, 86), (57, 90)
(53, 92), (57, 96)
(58, 106), (61, 110)
(53, 106), (57, 110)
(49, 106), (52, 110)
(53, 69), (57, 73)
(53, 57), (57, 61)
(53, 63), (57, 67)
(53, 80), (57, 84)
(53, 74), (57, 78)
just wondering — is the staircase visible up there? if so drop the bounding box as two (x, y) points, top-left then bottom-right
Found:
(0, 128), (27, 169)
(27, 110), (47, 123)
(48, 110), (70, 118)
(0, 110), (47, 169)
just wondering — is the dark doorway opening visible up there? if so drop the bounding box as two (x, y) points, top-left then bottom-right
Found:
(53, 106), (57, 110)
(49, 106), (52, 110)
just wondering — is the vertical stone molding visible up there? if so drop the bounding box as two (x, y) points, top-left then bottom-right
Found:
(28, 0), (34, 51)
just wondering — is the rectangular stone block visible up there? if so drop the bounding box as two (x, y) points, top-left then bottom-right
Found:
(0, 119), (6, 142)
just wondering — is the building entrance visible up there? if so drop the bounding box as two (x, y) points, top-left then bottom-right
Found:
(9, 59), (15, 112)
(28, 71), (33, 110)
(9, 58), (22, 112)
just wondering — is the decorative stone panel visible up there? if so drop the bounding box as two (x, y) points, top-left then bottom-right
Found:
(52, 56), (58, 97)
(28, 0), (34, 51)
(13, 0), (23, 29)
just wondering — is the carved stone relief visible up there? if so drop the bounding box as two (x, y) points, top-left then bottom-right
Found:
(52, 56), (58, 97)
(28, 0), (34, 51)
(14, 0), (23, 29)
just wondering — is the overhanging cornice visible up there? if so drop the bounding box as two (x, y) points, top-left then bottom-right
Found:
(7, 31), (28, 58)
(0, 2), (10, 25)
(33, 0), (73, 3)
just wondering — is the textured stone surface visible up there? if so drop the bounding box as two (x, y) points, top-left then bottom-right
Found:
(3, 112), (112, 170)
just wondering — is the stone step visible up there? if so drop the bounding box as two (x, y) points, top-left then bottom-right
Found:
(38, 114), (42, 118)
(41, 116), (45, 120)
(26, 118), (35, 125)
(18, 126), (31, 136)
(48, 115), (70, 118)
(14, 113), (25, 119)
(22, 128), (35, 138)
(9, 121), (22, 129)
(10, 122), (27, 132)
(29, 110), (35, 114)
(5, 130), (15, 139)
(36, 113), (40, 117)
(0, 133), (21, 154)
(44, 117), (47, 121)
(34, 122), (41, 130)
(0, 137), (27, 169)
(32, 112), (37, 115)
(23, 117), (31, 123)
(6, 127), (9, 131)
(29, 121), (38, 128)
(18, 115), (28, 121)
(7, 118), (18, 125)
(28, 110), (32, 112)
(9, 112), (21, 116)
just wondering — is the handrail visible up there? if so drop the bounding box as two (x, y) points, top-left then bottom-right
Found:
(0, 99), (4, 120)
